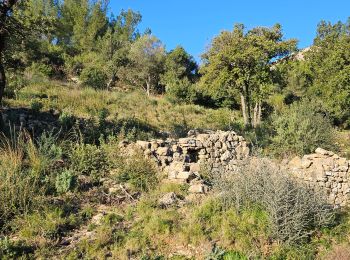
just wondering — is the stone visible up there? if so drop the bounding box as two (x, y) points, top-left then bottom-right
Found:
(190, 163), (201, 173)
(221, 151), (232, 162)
(301, 159), (312, 169)
(188, 183), (209, 194)
(157, 147), (170, 156)
(136, 141), (150, 150)
(288, 156), (302, 169)
(177, 171), (195, 181)
(315, 148), (334, 156)
(158, 192), (178, 207)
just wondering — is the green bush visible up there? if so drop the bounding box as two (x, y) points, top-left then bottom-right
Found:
(24, 63), (52, 84)
(55, 170), (76, 194)
(115, 151), (158, 192)
(271, 100), (337, 156)
(58, 110), (76, 130)
(69, 143), (110, 180)
(30, 99), (44, 113)
(165, 78), (196, 104)
(80, 67), (108, 89)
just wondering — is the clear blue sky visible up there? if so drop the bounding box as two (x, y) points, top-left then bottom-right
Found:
(110, 0), (350, 62)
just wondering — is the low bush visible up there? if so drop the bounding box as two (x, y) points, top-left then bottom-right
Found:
(55, 170), (76, 194)
(214, 158), (335, 245)
(80, 67), (108, 90)
(271, 100), (337, 156)
(115, 150), (159, 192)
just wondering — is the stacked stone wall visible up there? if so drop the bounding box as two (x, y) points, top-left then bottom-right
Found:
(128, 130), (349, 206)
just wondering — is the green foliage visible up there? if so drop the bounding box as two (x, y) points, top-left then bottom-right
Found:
(128, 35), (166, 95)
(69, 143), (110, 180)
(55, 170), (76, 194)
(115, 151), (158, 192)
(80, 66), (108, 89)
(30, 99), (44, 112)
(200, 23), (297, 126)
(165, 78), (196, 104)
(271, 100), (337, 156)
(215, 158), (335, 245)
(58, 110), (76, 130)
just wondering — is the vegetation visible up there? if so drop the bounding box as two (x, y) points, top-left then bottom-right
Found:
(0, 0), (350, 259)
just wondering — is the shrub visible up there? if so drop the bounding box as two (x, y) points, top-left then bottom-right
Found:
(30, 99), (44, 113)
(24, 63), (52, 84)
(271, 100), (337, 156)
(115, 150), (158, 192)
(69, 143), (110, 180)
(58, 110), (76, 130)
(214, 158), (335, 245)
(165, 78), (196, 104)
(55, 170), (76, 194)
(80, 67), (108, 89)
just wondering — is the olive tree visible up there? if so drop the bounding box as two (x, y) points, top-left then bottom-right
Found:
(200, 23), (297, 127)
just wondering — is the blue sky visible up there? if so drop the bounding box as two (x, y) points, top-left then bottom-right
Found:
(110, 0), (350, 62)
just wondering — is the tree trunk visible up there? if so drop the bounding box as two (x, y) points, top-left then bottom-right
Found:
(253, 102), (258, 128)
(0, 39), (5, 105)
(252, 101), (262, 128)
(107, 73), (116, 90)
(257, 101), (262, 126)
(145, 75), (152, 97)
(240, 93), (248, 127)
(242, 83), (252, 128)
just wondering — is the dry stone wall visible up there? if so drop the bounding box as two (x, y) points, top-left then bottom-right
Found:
(134, 130), (250, 194)
(128, 130), (349, 207)
(287, 148), (350, 207)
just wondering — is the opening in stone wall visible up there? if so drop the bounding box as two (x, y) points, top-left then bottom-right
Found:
(185, 149), (199, 163)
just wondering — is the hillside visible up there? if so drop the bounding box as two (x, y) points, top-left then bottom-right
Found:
(1, 1), (350, 259)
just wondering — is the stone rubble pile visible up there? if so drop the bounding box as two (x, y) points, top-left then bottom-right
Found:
(288, 147), (350, 207)
(135, 130), (250, 194)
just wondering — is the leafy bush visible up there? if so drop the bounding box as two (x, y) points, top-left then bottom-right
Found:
(55, 170), (76, 194)
(30, 99), (43, 113)
(80, 67), (108, 89)
(58, 110), (76, 130)
(69, 143), (110, 180)
(115, 150), (158, 192)
(214, 158), (335, 245)
(24, 63), (52, 84)
(165, 78), (196, 104)
(271, 100), (337, 156)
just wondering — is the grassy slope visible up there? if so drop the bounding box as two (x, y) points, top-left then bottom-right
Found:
(5, 82), (239, 136)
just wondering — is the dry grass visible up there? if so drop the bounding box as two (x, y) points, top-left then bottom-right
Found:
(5, 82), (238, 135)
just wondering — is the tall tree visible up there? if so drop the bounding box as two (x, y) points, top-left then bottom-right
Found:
(200, 23), (297, 127)
(305, 18), (350, 127)
(99, 9), (142, 89)
(0, 0), (21, 104)
(128, 34), (165, 96)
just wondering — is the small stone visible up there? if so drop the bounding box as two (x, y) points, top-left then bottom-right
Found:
(158, 192), (178, 207)
(188, 184), (209, 194)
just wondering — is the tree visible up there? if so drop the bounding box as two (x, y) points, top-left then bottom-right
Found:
(304, 18), (350, 127)
(200, 23), (297, 127)
(128, 34), (165, 96)
(161, 45), (198, 86)
(0, 0), (20, 104)
(160, 46), (198, 103)
(98, 9), (142, 89)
